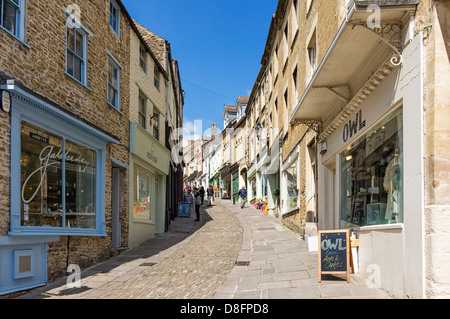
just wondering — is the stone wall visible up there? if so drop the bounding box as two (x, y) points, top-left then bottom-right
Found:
(277, 0), (344, 235)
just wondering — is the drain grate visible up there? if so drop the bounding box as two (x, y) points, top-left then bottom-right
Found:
(139, 262), (157, 267)
(235, 261), (250, 266)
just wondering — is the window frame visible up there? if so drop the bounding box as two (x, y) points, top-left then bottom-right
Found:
(338, 107), (404, 228)
(138, 92), (147, 129)
(307, 30), (317, 78)
(154, 67), (160, 91)
(65, 24), (88, 85)
(139, 43), (147, 73)
(109, 0), (120, 37)
(0, 0), (26, 43)
(284, 156), (299, 212)
(107, 53), (121, 111)
(9, 89), (111, 237)
(20, 123), (99, 230)
(132, 164), (155, 223)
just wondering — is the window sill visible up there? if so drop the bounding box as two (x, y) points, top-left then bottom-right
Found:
(8, 228), (106, 237)
(107, 101), (123, 115)
(352, 223), (404, 232)
(64, 72), (92, 92)
(281, 206), (300, 217)
(0, 25), (30, 49)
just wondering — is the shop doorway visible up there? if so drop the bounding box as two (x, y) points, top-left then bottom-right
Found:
(111, 168), (121, 248)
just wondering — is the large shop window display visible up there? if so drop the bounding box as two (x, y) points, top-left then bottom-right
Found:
(133, 166), (152, 221)
(20, 121), (97, 229)
(340, 108), (403, 227)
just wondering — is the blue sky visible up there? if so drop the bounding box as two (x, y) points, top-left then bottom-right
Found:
(122, 0), (277, 137)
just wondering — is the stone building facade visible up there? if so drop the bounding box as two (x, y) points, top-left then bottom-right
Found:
(127, 20), (171, 248)
(241, 0), (449, 298)
(0, 0), (132, 295)
(287, 0), (449, 299)
(244, 0), (316, 229)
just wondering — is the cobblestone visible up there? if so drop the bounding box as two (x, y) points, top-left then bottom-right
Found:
(18, 202), (242, 299)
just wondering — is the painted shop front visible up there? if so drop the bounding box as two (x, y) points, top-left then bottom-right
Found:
(129, 123), (169, 249)
(290, 4), (424, 298)
(0, 82), (119, 295)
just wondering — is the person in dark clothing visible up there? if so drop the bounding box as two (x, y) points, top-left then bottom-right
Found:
(194, 188), (201, 221)
(238, 186), (247, 208)
(199, 186), (205, 205)
(206, 184), (214, 206)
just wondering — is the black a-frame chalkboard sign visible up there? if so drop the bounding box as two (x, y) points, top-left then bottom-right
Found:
(318, 229), (351, 283)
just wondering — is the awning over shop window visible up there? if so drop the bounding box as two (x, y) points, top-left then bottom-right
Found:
(289, 1), (417, 141)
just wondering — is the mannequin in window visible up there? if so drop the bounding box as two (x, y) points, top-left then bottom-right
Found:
(383, 143), (400, 223)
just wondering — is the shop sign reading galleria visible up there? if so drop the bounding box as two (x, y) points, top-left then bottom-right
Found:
(342, 110), (366, 143)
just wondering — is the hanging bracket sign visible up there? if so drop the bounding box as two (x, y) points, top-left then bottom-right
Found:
(318, 229), (351, 283)
(1, 90), (11, 113)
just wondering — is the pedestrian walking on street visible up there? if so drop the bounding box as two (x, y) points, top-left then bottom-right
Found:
(238, 186), (247, 209)
(194, 187), (201, 221)
(199, 186), (205, 205)
(207, 184), (214, 206)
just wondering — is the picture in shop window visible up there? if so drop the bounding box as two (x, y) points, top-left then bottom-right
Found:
(251, 177), (256, 198)
(286, 161), (298, 210)
(20, 121), (97, 229)
(133, 167), (151, 220)
(340, 108), (403, 227)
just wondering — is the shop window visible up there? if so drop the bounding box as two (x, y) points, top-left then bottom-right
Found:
(286, 160), (298, 210)
(133, 166), (152, 221)
(306, 141), (316, 217)
(251, 177), (256, 199)
(20, 122), (97, 229)
(340, 108), (403, 227)
(262, 173), (268, 198)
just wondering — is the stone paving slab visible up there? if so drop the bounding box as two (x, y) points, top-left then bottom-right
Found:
(214, 199), (393, 300)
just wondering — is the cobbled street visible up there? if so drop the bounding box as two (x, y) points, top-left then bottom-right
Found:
(18, 199), (391, 299)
